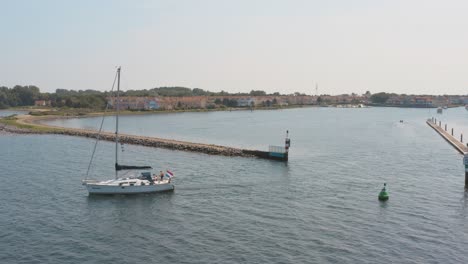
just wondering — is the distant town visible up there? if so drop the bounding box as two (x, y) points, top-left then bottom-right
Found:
(102, 93), (468, 111)
(1, 85), (468, 111)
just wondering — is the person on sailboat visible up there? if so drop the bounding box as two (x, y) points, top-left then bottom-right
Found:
(159, 171), (164, 181)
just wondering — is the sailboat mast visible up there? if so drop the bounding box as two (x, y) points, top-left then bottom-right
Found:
(115, 67), (121, 179)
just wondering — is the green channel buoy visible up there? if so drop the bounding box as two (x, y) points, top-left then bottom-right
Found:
(378, 183), (389, 201)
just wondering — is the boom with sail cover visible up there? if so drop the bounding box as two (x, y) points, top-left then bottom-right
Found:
(115, 163), (152, 171)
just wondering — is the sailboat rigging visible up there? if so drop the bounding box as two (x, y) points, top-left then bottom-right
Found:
(82, 67), (175, 194)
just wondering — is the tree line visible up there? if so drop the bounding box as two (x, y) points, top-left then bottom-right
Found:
(0, 85), (292, 109)
(0, 85), (109, 109)
(122, 87), (278, 97)
(0, 85), (41, 109)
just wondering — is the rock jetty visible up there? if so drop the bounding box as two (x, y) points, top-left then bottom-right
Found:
(1, 118), (261, 158)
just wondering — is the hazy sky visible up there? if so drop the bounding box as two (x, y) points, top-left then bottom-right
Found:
(1, 0), (467, 95)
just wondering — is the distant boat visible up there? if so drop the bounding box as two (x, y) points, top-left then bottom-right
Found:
(82, 67), (175, 194)
(443, 106), (448, 109)
(465, 105), (468, 110)
(437, 107), (443, 114)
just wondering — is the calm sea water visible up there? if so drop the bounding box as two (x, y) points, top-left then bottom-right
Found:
(0, 110), (27, 117)
(2, 107), (468, 263)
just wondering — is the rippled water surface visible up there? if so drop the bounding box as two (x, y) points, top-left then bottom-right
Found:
(2, 107), (468, 263)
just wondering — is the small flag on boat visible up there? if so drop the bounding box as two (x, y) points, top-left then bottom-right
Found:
(165, 170), (174, 178)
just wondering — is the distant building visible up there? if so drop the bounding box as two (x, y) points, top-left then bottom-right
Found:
(34, 100), (51, 107)
(107, 97), (158, 110)
(146, 100), (159, 110)
(105, 94), (351, 110)
(413, 96), (433, 107)
(236, 97), (255, 107)
(107, 96), (208, 110)
(386, 96), (405, 105)
(159, 96), (207, 109)
(387, 95), (434, 107)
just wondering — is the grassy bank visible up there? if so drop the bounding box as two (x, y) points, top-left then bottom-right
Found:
(15, 104), (316, 118)
(0, 115), (64, 133)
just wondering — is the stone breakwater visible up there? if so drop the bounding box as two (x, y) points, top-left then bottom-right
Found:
(0, 121), (259, 158)
(0, 123), (35, 135)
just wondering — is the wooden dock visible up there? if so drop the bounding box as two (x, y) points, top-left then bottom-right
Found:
(426, 119), (467, 154)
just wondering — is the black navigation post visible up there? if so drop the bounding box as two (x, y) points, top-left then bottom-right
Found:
(285, 130), (291, 161)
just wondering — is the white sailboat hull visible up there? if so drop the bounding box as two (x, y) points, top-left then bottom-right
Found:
(85, 181), (174, 194)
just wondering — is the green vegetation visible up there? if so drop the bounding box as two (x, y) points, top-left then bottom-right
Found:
(370, 92), (391, 104)
(54, 90), (107, 109)
(221, 98), (238, 107)
(28, 109), (92, 116)
(249, 90), (266, 96)
(0, 115), (63, 133)
(124, 87), (202, 97)
(0, 85), (41, 109)
(121, 87), (278, 97)
(0, 85), (106, 109)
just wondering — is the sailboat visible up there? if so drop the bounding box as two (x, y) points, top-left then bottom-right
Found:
(82, 67), (175, 194)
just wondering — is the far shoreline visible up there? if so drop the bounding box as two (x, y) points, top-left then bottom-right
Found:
(0, 104), (323, 132)
(3, 104), (320, 121)
(2, 103), (462, 126)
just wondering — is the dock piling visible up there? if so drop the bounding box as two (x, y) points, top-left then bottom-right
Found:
(439, 121), (441, 127)
(464, 154), (468, 187)
(428, 120), (468, 187)
(426, 120), (467, 154)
